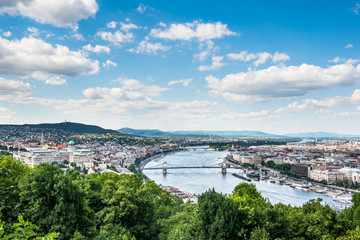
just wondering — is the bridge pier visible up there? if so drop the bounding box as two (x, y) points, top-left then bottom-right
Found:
(163, 161), (167, 174)
(222, 161), (227, 173)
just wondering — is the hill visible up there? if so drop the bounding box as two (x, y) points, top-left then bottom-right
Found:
(118, 128), (286, 138)
(117, 128), (174, 137)
(0, 122), (118, 134)
(285, 131), (360, 138)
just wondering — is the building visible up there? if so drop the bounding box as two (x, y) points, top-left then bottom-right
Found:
(14, 141), (94, 167)
(291, 164), (313, 178)
(233, 152), (262, 165)
(309, 166), (345, 184)
(339, 168), (360, 183)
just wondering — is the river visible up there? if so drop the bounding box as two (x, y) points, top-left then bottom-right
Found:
(143, 147), (349, 208)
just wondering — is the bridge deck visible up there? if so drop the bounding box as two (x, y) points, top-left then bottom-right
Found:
(143, 166), (239, 170)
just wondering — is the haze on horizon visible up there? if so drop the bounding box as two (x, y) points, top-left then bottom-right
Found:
(1, 0), (360, 135)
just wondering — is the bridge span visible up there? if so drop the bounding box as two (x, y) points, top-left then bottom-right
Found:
(143, 161), (240, 174)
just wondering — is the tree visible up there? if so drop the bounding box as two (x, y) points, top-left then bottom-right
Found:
(0, 156), (30, 223)
(0, 215), (59, 240)
(19, 164), (96, 240)
(197, 189), (242, 239)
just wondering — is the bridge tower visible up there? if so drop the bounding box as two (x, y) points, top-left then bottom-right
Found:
(163, 161), (167, 174)
(222, 161), (227, 173)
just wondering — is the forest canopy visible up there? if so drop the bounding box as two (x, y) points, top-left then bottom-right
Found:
(1, 155), (360, 240)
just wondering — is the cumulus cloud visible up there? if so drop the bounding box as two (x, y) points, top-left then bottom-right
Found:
(130, 37), (170, 54)
(329, 57), (360, 64)
(206, 63), (360, 102)
(82, 44), (110, 54)
(345, 43), (353, 48)
(227, 51), (290, 66)
(2, 31), (11, 37)
(120, 22), (139, 32)
(0, 77), (32, 100)
(45, 76), (67, 85)
(150, 21), (237, 41)
(275, 89), (360, 113)
(193, 40), (218, 61)
(0, 0), (98, 29)
(199, 56), (225, 71)
(96, 30), (133, 45)
(82, 80), (169, 101)
(168, 78), (192, 87)
(136, 3), (148, 14)
(103, 60), (117, 68)
(107, 21), (117, 29)
(0, 36), (99, 80)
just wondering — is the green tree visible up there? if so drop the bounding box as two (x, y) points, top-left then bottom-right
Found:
(197, 189), (242, 239)
(19, 164), (95, 240)
(0, 156), (30, 222)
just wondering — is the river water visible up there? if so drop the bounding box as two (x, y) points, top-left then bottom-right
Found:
(143, 148), (348, 208)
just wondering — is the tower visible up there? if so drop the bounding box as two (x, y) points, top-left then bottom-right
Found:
(40, 131), (44, 148)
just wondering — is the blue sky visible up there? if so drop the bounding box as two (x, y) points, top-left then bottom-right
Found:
(1, 0), (360, 134)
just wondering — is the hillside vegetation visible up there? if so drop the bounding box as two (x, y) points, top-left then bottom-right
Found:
(1, 155), (360, 239)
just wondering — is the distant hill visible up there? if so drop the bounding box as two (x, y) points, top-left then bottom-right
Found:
(172, 130), (286, 138)
(117, 128), (174, 137)
(285, 131), (360, 138)
(118, 128), (286, 138)
(0, 122), (118, 134)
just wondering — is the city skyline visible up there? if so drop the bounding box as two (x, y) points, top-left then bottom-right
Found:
(1, 0), (360, 134)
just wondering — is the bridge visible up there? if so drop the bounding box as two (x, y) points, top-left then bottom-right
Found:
(143, 161), (240, 174)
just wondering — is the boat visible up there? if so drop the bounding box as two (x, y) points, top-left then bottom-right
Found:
(232, 173), (251, 182)
(270, 179), (276, 183)
(246, 171), (260, 181)
(333, 196), (352, 204)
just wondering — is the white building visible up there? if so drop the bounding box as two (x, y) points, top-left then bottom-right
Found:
(14, 140), (94, 167)
(340, 168), (360, 183)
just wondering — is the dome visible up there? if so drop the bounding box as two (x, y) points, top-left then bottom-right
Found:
(68, 140), (75, 145)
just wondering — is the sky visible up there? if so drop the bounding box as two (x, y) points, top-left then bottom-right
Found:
(1, 0), (360, 134)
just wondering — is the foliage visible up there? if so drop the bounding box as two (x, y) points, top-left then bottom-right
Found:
(0, 215), (59, 240)
(0, 156), (30, 222)
(3, 155), (360, 240)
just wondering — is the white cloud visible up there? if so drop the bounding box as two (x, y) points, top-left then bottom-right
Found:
(3, 31), (11, 37)
(103, 60), (117, 68)
(206, 63), (360, 102)
(227, 51), (290, 66)
(193, 40), (218, 61)
(27, 26), (40, 36)
(82, 80), (169, 101)
(275, 89), (360, 113)
(0, 77), (32, 100)
(71, 32), (84, 41)
(107, 21), (117, 29)
(96, 30), (133, 45)
(29, 71), (67, 85)
(82, 44), (110, 54)
(0, 36), (99, 79)
(328, 56), (346, 63)
(150, 21), (237, 41)
(329, 57), (360, 64)
(345, 43), (353, 48)
(136, 3), (147, 14)
(168, 78), (192, 87)
(114, 77), (144, 90)
(45, 76), (67, 85)
(272, 51), (290, 62)
(0, 0), (98, 29)
(131, 37), (170, 54)
(120, 22), (139, 32)
(199, 56), (225, 71)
